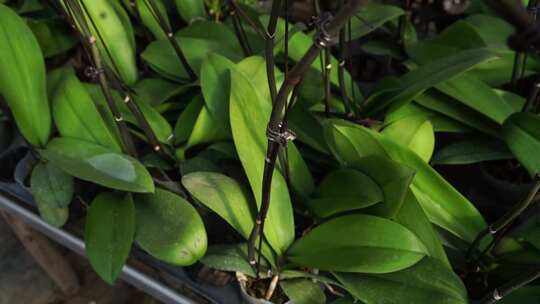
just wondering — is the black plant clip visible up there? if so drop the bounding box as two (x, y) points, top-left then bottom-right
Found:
(84, 66), (105, 80)
(313, 12), (338, 48)
(266, 122), (296, 147)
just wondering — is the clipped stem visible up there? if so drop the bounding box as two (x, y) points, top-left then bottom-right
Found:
(337, 15), (353, 116)
(89, 39), (138, 157)
(479, 267), (540, 304)
(142, 0), (196, 81)
(467, 176), (540, 260)
(266, 0), (283, 104)
(323, 48), (332, 117)
(64, 0), (137, 157)
(247, 0), (368, 269)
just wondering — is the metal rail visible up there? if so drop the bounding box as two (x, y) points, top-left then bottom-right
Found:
(0, 190), (197, 304)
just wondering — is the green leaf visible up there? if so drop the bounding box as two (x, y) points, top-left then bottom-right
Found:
(325, 121), (486, 243)
(280, 279), (326, 304)
(435, 73), (516, 124)
(324, 119), (387, 167)
(363, 48), (497, 115)
(396, 191), (450, 268)
(185, 104), (229, 149)
(307, 168), (383, 218)
(141, 37), (240, 81)
(136, 0), (170, 40)
(52, 69), (122, 152)
(286, 214), (428, 273)
(465, 14), (514, 46)
(200, 53), (236, 128)
(0, 4), (51, 147)
(86, 192), (135, 284)
(182, 172), (255, 239)
(378, 133), (487, 243)
(174, 0), (206, 23)
(177, 20), (240, 51)
(386, 102), (471, 133)
(39, 137), (154, 193)
(67, 0), (138, 85)
(382, 116), (435, 162)
(30, 161), (73, 227)
(133, 78), (191, 107)
(432, 138), (513, 165)
(414, 90), (500, 137)
(350, 4), (404, 40)
(503, 112), (540, 177)
(335, 257), (467, 304)
(27, 18), (78, 58)
(351, 155), (416, 219)
(230, 69), (294, 255)
(172, 95), (203, 147)
(134, 188), (207, 265)
(201, 244), (259, 277)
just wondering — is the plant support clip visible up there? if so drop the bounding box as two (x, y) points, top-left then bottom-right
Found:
(266, 123), (296, 147)
(313, 12), (337, 48)
(84, 66), (105, 80)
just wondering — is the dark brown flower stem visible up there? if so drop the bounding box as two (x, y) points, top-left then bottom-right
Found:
(142, 0), (196, 82)
(467, 175), (540, 261)
(479, 267), (540, 304)
(523, 78), (540, 112)
(338, 20), (353, 116)
(64, 0), (137, 157)
(231, 10), (252, 57)
(266, 0), (283, 104)
(511, 52), (525, 89)
(89, 40), (138, 157)
(247, 0), (369, 269)
(323, 48), (332, 117)
(397, 0), (411, 43)
(228, 0), (267, 40)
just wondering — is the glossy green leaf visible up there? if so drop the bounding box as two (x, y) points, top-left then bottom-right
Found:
(503, 112), (540, 177)
(382, 116), (435, 162)
(185, 104), (230, 149)
(324, 121), (486, 243)
(230, 69), (294, 255)
(136, 0), (170, 40)
(386, 102), (471, 133)
(350, 4), (404, 39)
(436, 73), (515, 124)
(307, 169), (383, 218)
(465, 14), (514, 47)
(65, 0), (138, 85)
(52, 69), (122, 152)
(86, 192), (135, 284)
(134, 188), (207, 265)
(201, 244), (259, 278)
(39, 137), (154, 193)
(173, 95), (203, 147)
(324, 119), (387, 167)
(415, 90), (500, 137)
(335, 257), (467, 304)
(30, 161), (74, 227)
(363, 49), (497, 115)
(182, 172), (255, 239)
(396, 191), (450, 267)
(27, 19), (78, 58)
(352, 155), (415, 219)
(177, 20), (240, 51)
(432, 138), (513, 165)
(133, 78), (191, 107)
(378, 133), (487, 243)
(287, 214), (428, 273)
(174, 0), (206, 23)
(280, 279), (326, 304)
(141, 37), (240, 81)
(0, 4), (51, 147)
(200, 53), (236, 127)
